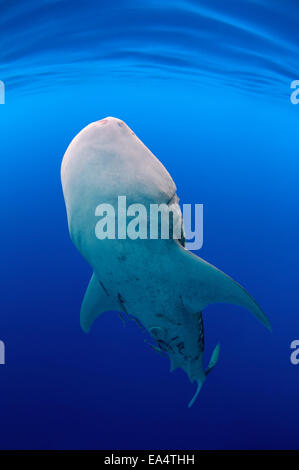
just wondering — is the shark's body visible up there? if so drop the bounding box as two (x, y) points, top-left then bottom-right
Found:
(61, 116), (270, 407)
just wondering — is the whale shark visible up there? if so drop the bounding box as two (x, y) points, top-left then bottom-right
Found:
(61, 116), (270, 407)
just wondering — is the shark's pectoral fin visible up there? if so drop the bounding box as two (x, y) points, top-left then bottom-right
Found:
(179, 246), (271, 331)
(80, 273), (118, 333)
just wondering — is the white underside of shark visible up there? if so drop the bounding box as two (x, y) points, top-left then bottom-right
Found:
(61, 116), (270, 407)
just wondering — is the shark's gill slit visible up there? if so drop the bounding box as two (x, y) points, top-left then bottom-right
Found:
(98, 280), (109, 296)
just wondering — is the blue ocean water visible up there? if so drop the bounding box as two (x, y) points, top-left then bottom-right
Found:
(0, 0), (299, 450)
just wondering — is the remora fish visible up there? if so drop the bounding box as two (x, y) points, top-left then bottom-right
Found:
(61, 117), (270, 407)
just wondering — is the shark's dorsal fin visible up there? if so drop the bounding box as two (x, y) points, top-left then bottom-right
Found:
(205, 343), (220, 375)
(80, 273), (119, 332)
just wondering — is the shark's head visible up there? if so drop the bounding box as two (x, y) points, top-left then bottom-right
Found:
(61, 116), (178, 253)
(97, 116), (134, 133)
(61, 116), (175, 195)
(83, 116), (136, 146)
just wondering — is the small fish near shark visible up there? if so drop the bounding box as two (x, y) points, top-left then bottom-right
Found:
(61, 116), (271, 407)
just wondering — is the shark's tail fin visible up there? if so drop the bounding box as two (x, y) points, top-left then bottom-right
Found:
(188, 344), (220, 408)
(188, 380), (204, 408)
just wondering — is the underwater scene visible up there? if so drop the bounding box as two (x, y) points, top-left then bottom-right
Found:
(0, 0), (299, 450)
